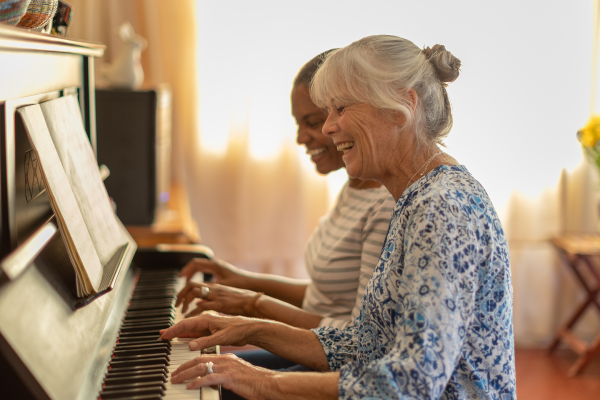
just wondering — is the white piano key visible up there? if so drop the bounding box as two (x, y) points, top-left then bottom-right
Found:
(162, 275), (219, 400)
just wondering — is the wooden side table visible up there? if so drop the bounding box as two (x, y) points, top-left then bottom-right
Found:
(548, 234), (600, 376)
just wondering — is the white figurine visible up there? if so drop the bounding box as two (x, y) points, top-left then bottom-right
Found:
(104, 22), (147, 89)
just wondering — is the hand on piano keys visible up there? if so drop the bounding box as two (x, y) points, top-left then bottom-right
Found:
(98, 270), (220, 400)
(179, 257), (249, 289)
(176, 281), (260, 317)
(159, 290), (336, 400)
(159, 313), (284, 399)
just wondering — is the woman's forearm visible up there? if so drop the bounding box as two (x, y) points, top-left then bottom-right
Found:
(264, 372), (340, 400)
(253, 295), (323, 329)
(248, 319), (330, 371)
(242, 272), (309, 308)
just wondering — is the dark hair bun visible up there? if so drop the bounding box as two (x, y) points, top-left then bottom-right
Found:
(423, 44), (461, 83)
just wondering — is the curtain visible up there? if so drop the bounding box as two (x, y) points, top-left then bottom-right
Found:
(66, 0), (330, 278)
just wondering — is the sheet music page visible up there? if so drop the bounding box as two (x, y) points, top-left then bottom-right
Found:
(39, 95), (126, 267)
(18, 105), (103, 295)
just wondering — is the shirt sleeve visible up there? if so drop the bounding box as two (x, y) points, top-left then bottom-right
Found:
(311, 324), (360, 371)
(337, 191), (479, 399)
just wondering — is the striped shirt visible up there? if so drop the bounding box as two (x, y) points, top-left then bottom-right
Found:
(302, 182), (395, 329)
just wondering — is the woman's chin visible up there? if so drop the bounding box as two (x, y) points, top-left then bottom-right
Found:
(315, 163), (334, 175)
(342, 151), (360, 177)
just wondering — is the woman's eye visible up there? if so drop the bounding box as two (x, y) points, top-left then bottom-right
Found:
(337, 107), (345, 115)
(308, 121), (324, 129)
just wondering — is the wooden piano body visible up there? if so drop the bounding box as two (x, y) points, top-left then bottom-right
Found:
(0, 25), (217, 399)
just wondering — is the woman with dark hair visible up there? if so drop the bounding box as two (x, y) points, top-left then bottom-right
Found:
(176, 51), (394, 332)
(160, 35), (516, 400)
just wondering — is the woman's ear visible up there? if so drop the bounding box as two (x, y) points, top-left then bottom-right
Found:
(405, 88), (418, 113)
(391, 88), (418, 126)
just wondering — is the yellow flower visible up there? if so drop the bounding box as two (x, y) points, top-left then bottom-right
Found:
(579, 115), (600, 149)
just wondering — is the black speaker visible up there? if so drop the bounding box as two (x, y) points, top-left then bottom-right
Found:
(96, 87), (171, 225)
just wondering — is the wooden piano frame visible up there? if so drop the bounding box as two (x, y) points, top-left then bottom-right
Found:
(0, 24), (139, 400)
(0, 25), (216, 400)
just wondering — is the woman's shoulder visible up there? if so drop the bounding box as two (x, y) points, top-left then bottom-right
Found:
(413, 165), (490, 204)
(398, 164), (500, 223)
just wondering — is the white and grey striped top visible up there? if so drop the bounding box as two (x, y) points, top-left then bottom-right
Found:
(302, 182), (395, 329)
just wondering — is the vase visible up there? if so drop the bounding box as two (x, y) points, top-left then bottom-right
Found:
(104, 22), (148, 90)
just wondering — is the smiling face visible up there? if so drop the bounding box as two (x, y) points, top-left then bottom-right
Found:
(292, 85), (345, 175)
(322, 95), (402, 181)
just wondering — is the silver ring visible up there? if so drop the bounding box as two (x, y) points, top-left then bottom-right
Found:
(200, 286), (210, 299)
(205, 361), (214, 375)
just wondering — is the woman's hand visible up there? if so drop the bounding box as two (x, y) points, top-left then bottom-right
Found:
(160, 312), (332, 373)
(176, 282), (259, 317)
(179, 258), (249, 288)
(159, 313), (261, 351)
(171, 353), (276, 400)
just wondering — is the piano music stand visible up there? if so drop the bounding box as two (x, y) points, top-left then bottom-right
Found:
(548, 234), (600, 376)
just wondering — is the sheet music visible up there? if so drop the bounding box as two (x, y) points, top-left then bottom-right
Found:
(39, 95), (126, 268)
(18, 105), (103, 295)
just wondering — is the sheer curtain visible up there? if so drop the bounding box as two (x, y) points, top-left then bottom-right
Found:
(67, 0), (331, 279)
(67, 0), (599, 346)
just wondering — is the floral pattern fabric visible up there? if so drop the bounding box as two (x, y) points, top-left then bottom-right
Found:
(312, 165), (516, 400)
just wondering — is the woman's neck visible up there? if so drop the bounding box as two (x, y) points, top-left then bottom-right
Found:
(348, 177), (382, 190)
(381, 142), (459, 201)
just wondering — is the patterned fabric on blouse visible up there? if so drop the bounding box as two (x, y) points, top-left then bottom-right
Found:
(303, 183), (395, 329)
(312, 165), (516, 400)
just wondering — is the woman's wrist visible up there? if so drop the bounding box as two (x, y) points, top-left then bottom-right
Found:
(243, 292), (263, 317)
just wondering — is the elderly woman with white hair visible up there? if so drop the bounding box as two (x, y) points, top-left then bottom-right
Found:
(159, 34), (516, 400)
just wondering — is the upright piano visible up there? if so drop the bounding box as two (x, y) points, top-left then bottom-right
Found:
(0, 25), (220, 400)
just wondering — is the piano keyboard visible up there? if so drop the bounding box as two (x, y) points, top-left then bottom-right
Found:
(99, 269), (220, 400)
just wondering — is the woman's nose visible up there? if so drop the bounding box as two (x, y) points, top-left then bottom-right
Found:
(322, 115), (338, 137)
(296, 128), (310, 145)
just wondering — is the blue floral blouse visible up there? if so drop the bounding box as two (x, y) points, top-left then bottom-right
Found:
(312, 165), (516, 399)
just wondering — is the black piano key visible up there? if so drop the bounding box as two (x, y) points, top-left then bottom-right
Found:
(102, 380), (166, 391)
(107, 364), (169, 374)
(127, 302), (174, 311)
(116, 337), (164, 345)
(111, 354), (170, 363)
(129, 296), (175, 307)
(124, 311), (174, 320)
(118, 330), (166, 338)
(114, 344), (171, 354)
(121, 317), (173, 327)
(104, 373), (167, 385)
(99, 387), (165, 399)
(126, 307), (175, 315)
(109, 357), (169, 369)
(130, 291), (177, 298)
(115, 342), (171, 351)
(135, 282), (177, 294)
(122, 315), (173, 322)
(106, 368), (168, 378)
(113, 347), (170, 357)
(120, 323), (171, 333)
(130, 290), (176, 298)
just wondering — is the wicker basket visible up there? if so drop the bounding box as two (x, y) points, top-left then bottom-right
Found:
(0, 0), (32, 26)
(16, 0), (57, 29)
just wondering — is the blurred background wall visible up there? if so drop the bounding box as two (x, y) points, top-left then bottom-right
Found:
(67, 0), (600, 348)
